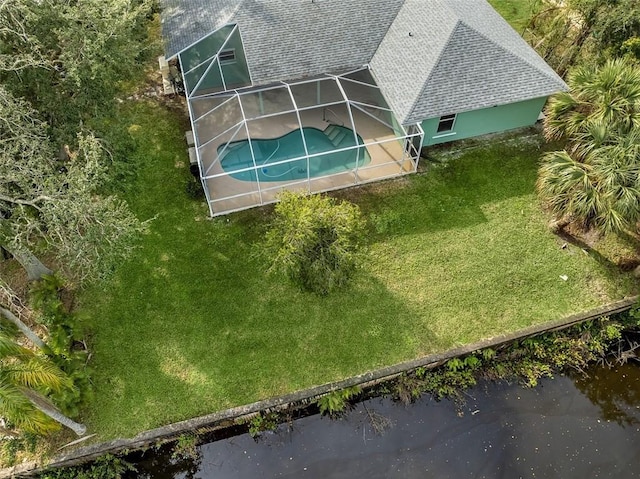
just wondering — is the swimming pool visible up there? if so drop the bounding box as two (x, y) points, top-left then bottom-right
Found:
(218, 125), (371, 182)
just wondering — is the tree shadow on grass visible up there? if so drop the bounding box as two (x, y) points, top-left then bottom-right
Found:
(336, 141), (543, 240)
(89, 271), (439, 440)
(556, 230), (619, 270)
(555, 226), (639, 294)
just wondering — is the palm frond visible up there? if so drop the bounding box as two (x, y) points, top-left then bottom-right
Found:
(2, 357), (71, 392)
(0, 334), (32, 360)
(544, 58), (640, 146)
(0, 383), (58, 434)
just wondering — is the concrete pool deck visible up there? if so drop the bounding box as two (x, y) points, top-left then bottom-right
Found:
(195, 103), (415, 215)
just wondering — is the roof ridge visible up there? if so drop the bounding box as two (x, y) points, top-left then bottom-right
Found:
(369, 0), (415, 63)
(404, 19), (464, 123)
(458, 19), (567, 89)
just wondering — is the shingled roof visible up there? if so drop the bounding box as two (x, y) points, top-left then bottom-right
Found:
(161, 0), (567, 125)
(370, 0), (568, 124)
(161, 0), (404, 85)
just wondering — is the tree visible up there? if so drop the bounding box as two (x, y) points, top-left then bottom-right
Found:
(525, 0), (640, 74)
(543, 58), (640, 146)
(0, 86), (146, 284)
(0, 332), (85, 435)
(264, 192), (366, 295)
(526, 0), (603, 75)
(0, 0), (50, 72)
(0, 0), (151, 440)
(537, 59), (640, 234)
(591, 0), (640, 59)
(0, 0), (153, 143)
(0, 81), (141, 439)
(537, 130), (640, 233)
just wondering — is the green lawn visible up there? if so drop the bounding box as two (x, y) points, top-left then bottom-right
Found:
(77, 100), (635, 439)
(488, 0), (534, 32)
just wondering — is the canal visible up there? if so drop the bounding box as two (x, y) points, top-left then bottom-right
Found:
(129, 362), (640, 478)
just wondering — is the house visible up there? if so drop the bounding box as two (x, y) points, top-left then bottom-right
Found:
(160, 0), (567, 216)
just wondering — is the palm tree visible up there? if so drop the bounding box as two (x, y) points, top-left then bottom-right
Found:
(0, 332), (86, 436)
(538, 59), (640, 235)
(544, 58), (640, 144)
(538, 129), (640, 234)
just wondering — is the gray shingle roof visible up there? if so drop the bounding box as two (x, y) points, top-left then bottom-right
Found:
(160, 0), (404, 85)
(161, 0), (243, 59)
(370, 0), (568, 124)
(161, 0), (567, 124)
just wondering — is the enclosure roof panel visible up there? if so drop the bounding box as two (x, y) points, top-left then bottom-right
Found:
(160, 0), (404, 83)
(161, 0), (243, 58)
(370, 0), (568, 125)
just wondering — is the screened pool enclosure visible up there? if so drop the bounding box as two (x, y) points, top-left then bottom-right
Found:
(187, 68), (423, 216)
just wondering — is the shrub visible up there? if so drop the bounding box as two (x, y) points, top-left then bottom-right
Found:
(37, 454), (135, 479)
(246, 412), (280, 438)
(264, 191), (366, 295)
(317, 386), (362, 416)
(29, 275), (93, 415)
(171, 433), (199, 460)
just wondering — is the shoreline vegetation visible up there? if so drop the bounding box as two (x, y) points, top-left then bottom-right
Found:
(23, 306), (640, 479)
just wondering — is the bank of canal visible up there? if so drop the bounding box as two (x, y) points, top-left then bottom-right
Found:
(129, 361), (640, 478)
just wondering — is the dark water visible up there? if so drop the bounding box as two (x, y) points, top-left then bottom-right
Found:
(130, 362), (640, 479)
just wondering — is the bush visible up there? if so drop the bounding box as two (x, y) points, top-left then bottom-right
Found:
(171, 433), (199, 460)
(246, 412), (280, 438)
(264, 191), (366, 295)
(29, 275), (93, 415)
(317, 386), (362, 417)
(37, 454), (135, 479)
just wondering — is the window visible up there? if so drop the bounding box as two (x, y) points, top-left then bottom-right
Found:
(218, 49), (236, 65)
(437, 114), (456, 133)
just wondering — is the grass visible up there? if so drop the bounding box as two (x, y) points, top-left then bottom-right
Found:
(75, 99), (636, 440)
(487, 0), (535, 32)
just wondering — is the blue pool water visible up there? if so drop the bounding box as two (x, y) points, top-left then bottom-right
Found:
(218, 126), (371, 182)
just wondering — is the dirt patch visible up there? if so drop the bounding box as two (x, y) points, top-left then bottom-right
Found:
(0, 258), (30, 299)
(618, 258), (640, 272)
(562, 222), (601, 248)
(123, 64), (189, 121)
(331, 176), (413, 205)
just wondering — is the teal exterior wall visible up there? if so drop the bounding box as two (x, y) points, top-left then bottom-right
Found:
(421, 97), (547, 146)
(180, 25), (251, 95)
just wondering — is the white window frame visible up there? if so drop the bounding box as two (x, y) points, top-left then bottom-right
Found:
(219, 49), (236, 65)
(436, 113), (456, 134)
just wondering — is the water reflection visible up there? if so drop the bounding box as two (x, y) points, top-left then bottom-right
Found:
(129, 362), (640, 479)
(571, 363), (640, 427)
(133, 449), (200, 479)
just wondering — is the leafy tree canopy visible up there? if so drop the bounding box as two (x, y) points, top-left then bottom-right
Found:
(0, 0), (153, 142)
(0, 0), (153, 438)
(264, 192), (366, 296)
(0, 86), (146, 284)
(526, 0), (640, 75)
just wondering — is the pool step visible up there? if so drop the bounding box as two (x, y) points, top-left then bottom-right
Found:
(324, 125), (340, 142)
(331, 130), (347, 147)
(323, 125), (351, 147)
